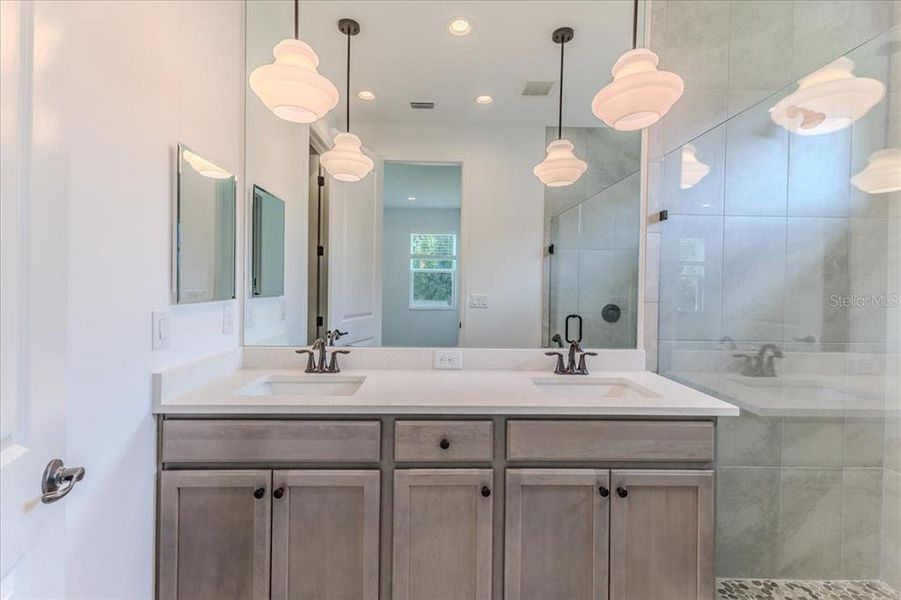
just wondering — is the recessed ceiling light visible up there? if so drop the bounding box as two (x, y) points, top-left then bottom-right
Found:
(476, 95), (493, 105)
(407, 196), (416, 201)
(447, 17), (472, 36)
(357, 90), (375, 101)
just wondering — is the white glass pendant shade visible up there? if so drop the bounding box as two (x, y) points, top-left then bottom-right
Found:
(533, 139), (587, 187)
(249, 39), (339, 124)
(680, 144), (710, 189)
(850, 148), (901, 194)
(182, 149), (231, 179)
(591, 49), (684, 131)
(321, 133), (374, 182)
(769, 58), (885, 136)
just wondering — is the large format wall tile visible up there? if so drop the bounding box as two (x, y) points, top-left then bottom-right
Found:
(716, 467), (781, 578)
(843, 416), (885, 468)
(882, 469), (901, 591)
(658, 0), (731, 90)
(717, 413), (782, 467)
(662, 126), (725, 216)
(728, 0), (793, 92)
(849, 218), (889, 345)
(722, 217), (787, 342)
(782, 417), (845, 468)
(791, 1), (857, 80)
(841, 468), (883, 579)
(787, 129), (852, 218)
(778, 468), (843, 579)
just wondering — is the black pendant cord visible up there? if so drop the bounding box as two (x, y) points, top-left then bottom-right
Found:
(345, 31), (351, 133)
(294, 0), (298, 40)
(632, 0), (638, 49)
(557, 40), (564, 140)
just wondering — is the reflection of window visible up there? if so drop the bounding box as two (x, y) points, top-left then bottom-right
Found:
(677, 237), (705, 313)
(410, 233), (456, 309)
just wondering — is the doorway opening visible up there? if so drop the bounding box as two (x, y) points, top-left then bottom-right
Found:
(381, 162), (462, 347)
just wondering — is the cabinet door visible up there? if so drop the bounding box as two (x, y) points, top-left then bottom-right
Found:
(505, 469), (610, 600)
(393, 469), (493, 600)
(610, 470), (714, 600)
(271, 470), (380, 600)
(159, 470), (271, 600)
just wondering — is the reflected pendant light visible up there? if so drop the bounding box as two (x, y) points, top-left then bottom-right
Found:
(249, 0), (339, 123)
(850, 148), (901, 194)
(769, 58), (886, 136)
(321, 19), (374, 182)
(533, 27), (588, 188)
(591, 0), (684, 131)
(680, 144), (710, 189)
(182, 149), (232, 180)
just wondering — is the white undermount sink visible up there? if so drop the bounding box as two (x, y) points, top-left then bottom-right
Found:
(238, 375), (366, 397)
(531, 376), (659, 399)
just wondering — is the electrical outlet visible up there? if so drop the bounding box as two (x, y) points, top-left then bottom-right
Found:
(280, 297), (287, 321)
(434, 349), (463, 370)
(469, 294), (489, 308)
(222, 302), (234, 334)
(151, 310), (171, 350)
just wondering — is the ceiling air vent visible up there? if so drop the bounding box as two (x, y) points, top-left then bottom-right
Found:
(410, 101), (435, 109)
(521, 81), (556, 96)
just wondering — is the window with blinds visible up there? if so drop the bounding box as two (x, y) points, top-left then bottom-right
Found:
(409, 233), (456, 309)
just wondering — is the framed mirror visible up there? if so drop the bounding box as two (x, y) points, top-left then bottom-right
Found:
(244, 1), (641, 348)
(174, 144), (236, 304)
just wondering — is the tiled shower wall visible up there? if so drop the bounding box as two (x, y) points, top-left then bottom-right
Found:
(645, 0), (900, 586)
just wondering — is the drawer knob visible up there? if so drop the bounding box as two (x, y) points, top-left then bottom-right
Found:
(616, 487), (629, 498)
(253, 487), (266, 499)
(439, 438), (450, 450)
(481, 486), (491, 498)
(599, 486), (609, 498)
(273, 487), (285, 499)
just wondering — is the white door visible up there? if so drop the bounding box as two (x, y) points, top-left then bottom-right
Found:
(1, 2), (77, 597)
(327, 155), (383, 346)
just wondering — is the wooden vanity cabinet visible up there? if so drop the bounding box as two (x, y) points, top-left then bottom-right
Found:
(392, 469), (494, 600)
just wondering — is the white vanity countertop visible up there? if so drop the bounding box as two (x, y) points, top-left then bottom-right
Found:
(153, 367), (739, 417)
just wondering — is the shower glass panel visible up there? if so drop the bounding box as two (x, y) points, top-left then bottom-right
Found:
(655, 25), (900, 592)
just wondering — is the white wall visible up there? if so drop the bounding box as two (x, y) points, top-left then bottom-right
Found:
(382, 208), (461, 347)
(244, 0), (309, 346)
(54, 1), (244, 597)
(355, 121), (546, 348)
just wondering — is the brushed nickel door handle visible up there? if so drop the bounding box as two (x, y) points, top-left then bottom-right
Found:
(41, 458), (85, 504)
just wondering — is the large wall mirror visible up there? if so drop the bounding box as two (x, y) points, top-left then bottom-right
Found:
(244, 1), (641, 348)
(174, 144), (236, 304)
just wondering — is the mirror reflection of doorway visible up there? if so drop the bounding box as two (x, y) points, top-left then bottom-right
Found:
(381, 162), (462, 347)
(307, 146), (329, 344)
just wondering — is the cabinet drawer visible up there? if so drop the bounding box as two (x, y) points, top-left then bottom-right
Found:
(162, 420), (381, 464)
(506, 420), (714, 462)
(395, 420), (493, 462)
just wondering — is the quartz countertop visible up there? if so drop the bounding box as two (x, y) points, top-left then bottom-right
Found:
(153, 367), (739, 417)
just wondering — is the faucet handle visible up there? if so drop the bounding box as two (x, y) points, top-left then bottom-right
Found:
(577, 351), (598, 375)
(545, 351), (566, 375)
(295, 349), (316, 373)
(328, 349), (351, 373)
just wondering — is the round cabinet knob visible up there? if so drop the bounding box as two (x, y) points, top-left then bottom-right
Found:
(598, 486), (609, 498)
(481, 486), (491, 498)
(439, 438), (450, 450)
(253, 487), (266, 499)
(273, 487), (285, 499)
(616, 487), (629, 498)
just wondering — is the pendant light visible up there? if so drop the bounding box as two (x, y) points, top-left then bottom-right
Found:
(851, 148), (901, 194)
(769, 58), (885, 136)
(591, 0), (684, 131)
(249, 0), (339, 123)
(321, 19), (374, 182)
(533, 27), (588, 188)
(680, 144), (710, 189)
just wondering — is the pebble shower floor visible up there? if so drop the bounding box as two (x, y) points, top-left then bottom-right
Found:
(716, 579), (900, 599)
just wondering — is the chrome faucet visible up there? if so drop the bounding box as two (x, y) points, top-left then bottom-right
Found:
(296, 338), (350, 373)
(733, 343), (784, 377)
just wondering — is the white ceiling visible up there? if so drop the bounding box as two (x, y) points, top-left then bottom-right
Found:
(384, 162), (462, 209)
(298, 1), (634, 128)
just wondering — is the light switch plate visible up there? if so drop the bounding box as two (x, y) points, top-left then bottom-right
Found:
(151, 310), (171, 350)
(222, 302), (234, 334)
(434, 349), (463, 370)
(469, 294), (489, 308)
